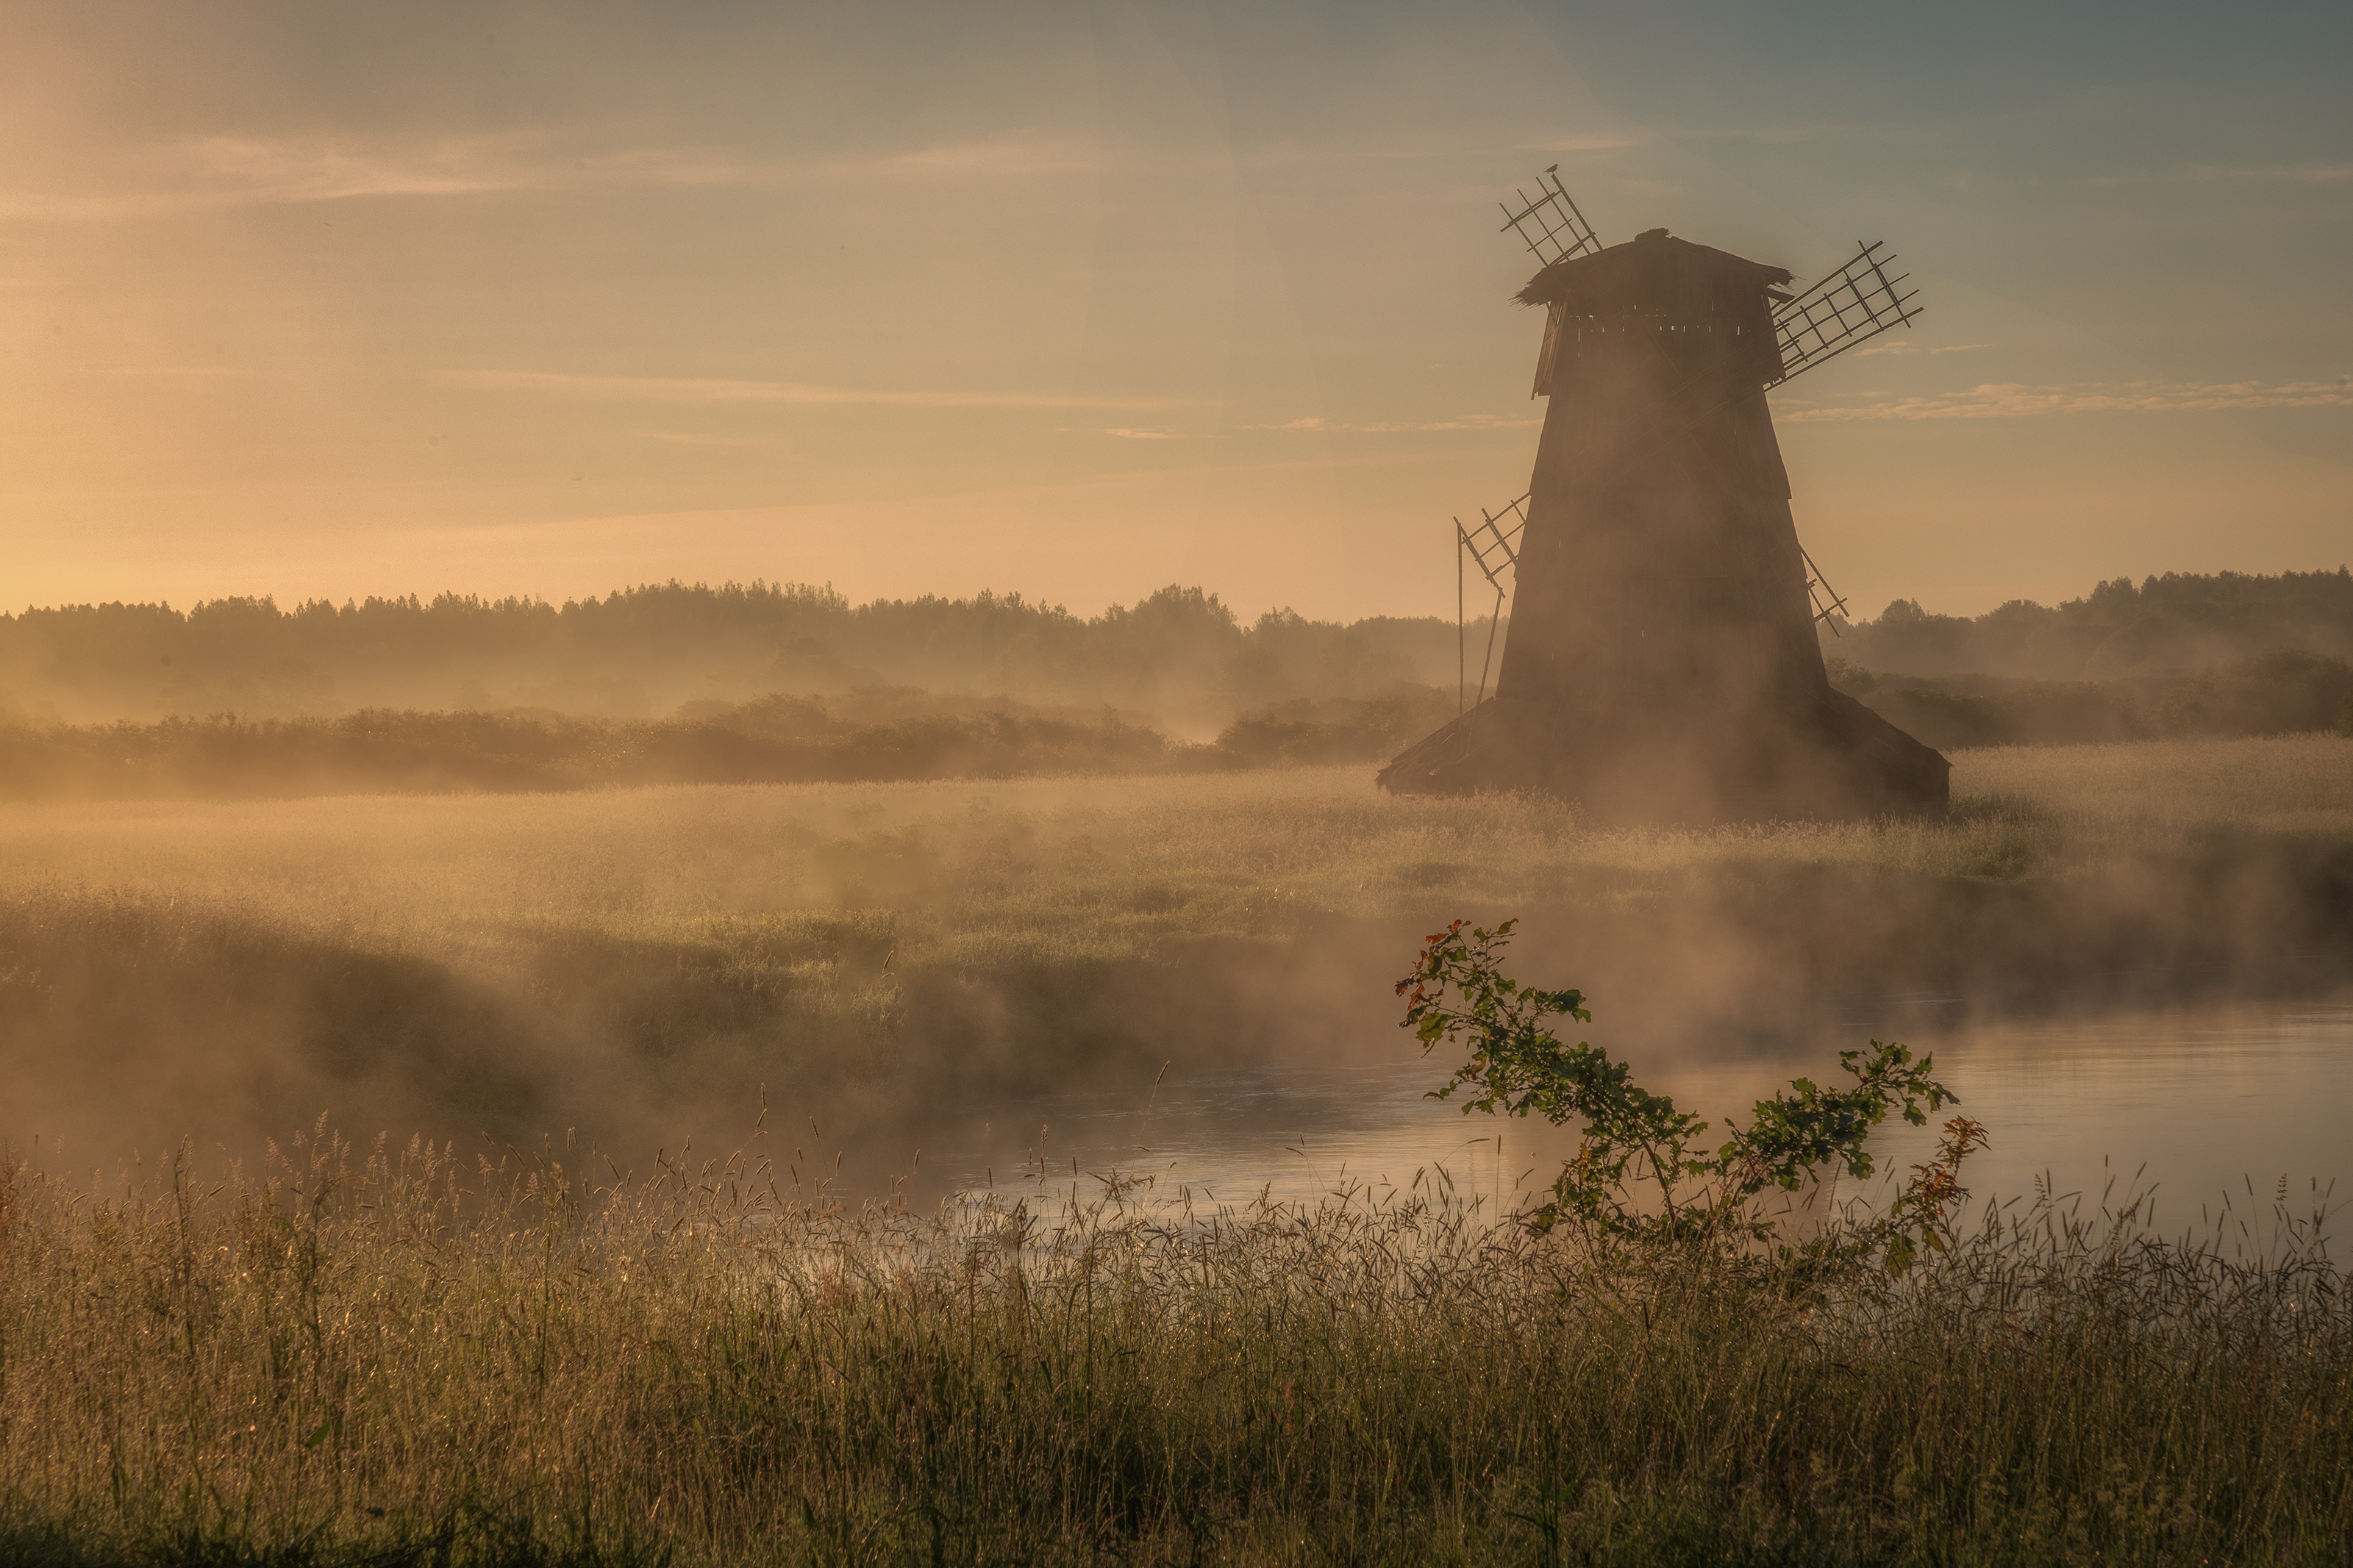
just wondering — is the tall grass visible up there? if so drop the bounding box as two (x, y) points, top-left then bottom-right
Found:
(0, 1125), (2343, 1565)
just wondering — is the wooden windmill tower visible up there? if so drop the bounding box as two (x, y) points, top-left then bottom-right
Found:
(1379, 171), (1950, 820)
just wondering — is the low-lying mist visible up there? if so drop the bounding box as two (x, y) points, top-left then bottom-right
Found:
(0, 684), (1462, 803)
(2, 737), (2347, 1190)
(1832, 648), (2353, 750)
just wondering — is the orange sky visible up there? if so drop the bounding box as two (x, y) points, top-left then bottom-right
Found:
(4, 1), (2348, 624)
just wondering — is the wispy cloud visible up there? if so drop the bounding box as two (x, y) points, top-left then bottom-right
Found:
(0, 128), (1091, 222)
(1246, 413), (1543, 434)
(1076, 410), (1550, 440)
(1233, 130), (1642, 172)
(99, 365), (287, 380)
(457, 369), (1195, 411)
(881, 135), (1099, 179)
(2191, 162), (2353, 184)
(631, 429), (799, 449)
(1777, 377), (2353, 423)
(0, 132), (763, 221)
(1, 121), (1659, 224)
(1854, 340), (1993, 358)
(2072, 161), (2353, 190)
(185, 135), (533, 202)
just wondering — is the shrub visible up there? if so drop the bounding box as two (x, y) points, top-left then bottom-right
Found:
(2157, 649), (2353, 737)
(1401, 917), (1983, 1278)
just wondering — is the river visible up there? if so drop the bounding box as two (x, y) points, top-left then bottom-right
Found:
(928, 1001), (2353, 1244)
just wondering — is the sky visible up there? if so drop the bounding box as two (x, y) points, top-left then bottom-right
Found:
(2, 0), (2348, 624)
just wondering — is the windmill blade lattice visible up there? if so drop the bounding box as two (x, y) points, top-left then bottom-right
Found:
(1452, 493), (1529, 720)
(1499, 171), (1601, 266)
(1800, 543), (1852, 634)
(1771, 241), (1921, 385)
(1459, 493), (1528, 588)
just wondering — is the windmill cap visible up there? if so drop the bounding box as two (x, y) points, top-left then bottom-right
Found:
(1515, 232), (1793, 310)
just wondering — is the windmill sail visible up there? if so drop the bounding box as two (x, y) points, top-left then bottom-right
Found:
(1771, 241), (1921, 384)
(1502, 171), (1604, 397)
(1800, 543), (1851, 631)
(1452, 495), (1529, 717)
(1459, 493), (1528, 590)
(1498, 170), (1602, 266)
(1764, 243), (1914, 629)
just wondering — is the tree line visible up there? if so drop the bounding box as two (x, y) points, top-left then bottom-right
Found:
(6, 568), (2347, 771)
(0, 581), (1488, 728)
(1827, 567), (2353, 679)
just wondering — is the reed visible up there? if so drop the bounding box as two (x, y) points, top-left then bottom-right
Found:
(0, 1117), (2344, 1566)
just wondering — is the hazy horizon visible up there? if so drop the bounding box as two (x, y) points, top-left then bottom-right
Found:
(5, 562), (2350, 629)
(4, 0), (2348, 624)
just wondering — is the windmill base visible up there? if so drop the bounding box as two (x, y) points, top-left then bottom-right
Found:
(1377, 689), (1949, 822)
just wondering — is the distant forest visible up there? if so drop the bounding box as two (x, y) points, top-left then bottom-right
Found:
(0, 582), (1488, 731)
(1, 569), (2346, 798)
(1825, 568), (2353, 679)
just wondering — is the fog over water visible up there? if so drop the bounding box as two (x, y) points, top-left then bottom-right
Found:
(926, 1003), (2353, 1242)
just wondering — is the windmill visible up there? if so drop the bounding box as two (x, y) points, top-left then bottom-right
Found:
(1381, 171), (1948, 819)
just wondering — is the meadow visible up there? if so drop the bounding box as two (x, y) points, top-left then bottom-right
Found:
(0, 1118), (2344, 1567)
(2, 734), (2351, 1563)
(1, 734), (2346, 1183)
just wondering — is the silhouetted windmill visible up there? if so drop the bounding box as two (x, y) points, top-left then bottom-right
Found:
(1383, 173), (1947, 819)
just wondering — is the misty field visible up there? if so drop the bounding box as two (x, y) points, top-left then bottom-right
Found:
(2, 734), (2351, 1564)
(2, 734), (2349, 1175)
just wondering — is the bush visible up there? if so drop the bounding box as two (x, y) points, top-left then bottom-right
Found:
(1400, 918), (1980, 1277)
(1210, 684), (1457, 767)
(1843, 653), (2353, 749)
(0, 699), (1203, 801)
(2159, 649), (2353, 737)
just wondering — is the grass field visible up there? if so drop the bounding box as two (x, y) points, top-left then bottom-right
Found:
(2, 735), (2348, 1178)
(1, 735), (2349, 1563)
(0, 1113), (2344, 1565)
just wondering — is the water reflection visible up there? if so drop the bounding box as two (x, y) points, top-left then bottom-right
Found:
(926, 1004), (2353, 1238)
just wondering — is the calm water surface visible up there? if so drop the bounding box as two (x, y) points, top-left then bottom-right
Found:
(930, 1003), (2353, 1237)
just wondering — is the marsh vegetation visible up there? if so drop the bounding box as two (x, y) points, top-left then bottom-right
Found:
(0, 685), (1465, 803)
(2, 734), (2346, 1182)
(0, 1058), (2343, 1564)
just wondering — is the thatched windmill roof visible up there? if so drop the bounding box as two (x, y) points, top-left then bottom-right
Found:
(1515, 228), (1793, 311)
(1519, 229), (1796, 394)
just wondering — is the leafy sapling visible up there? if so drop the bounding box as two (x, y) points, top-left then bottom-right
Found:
(1398, 919), (1983, 1274)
